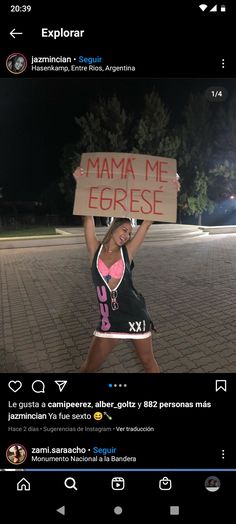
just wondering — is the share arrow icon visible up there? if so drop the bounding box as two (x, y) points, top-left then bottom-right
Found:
(54, 380), (67, 392)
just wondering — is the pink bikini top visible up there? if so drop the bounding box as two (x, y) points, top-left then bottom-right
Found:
(98, 257), (124, 279)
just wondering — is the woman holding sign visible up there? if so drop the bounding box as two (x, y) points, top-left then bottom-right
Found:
(74, 167), (180, 373)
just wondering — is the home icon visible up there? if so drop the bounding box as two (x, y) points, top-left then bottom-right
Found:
(17, 478), (31, 491)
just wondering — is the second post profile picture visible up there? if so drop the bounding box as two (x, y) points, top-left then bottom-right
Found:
(6, 53), (27, 74)
(6, 443), (27, 465)
(205, 476), (221, 492)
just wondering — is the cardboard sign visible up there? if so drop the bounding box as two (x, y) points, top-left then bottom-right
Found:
(73, 152), (177, 222)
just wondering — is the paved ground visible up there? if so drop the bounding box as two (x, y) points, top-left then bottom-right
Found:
(1, 230), (236, 373)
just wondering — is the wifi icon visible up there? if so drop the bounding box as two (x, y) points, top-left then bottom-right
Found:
(199, 3), (208, 10)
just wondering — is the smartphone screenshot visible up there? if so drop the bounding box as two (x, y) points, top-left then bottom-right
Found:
(0, 2), (235, 521)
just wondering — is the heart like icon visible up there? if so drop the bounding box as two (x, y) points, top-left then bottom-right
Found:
(8, 380), (22, 393)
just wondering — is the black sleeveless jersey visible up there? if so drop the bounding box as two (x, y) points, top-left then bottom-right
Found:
(91, 244), (155, 339)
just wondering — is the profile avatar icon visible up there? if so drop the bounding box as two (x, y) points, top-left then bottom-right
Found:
(6, 53), (27, 74)
(6, 443), (27, 465)
(205, 476), (221, 492)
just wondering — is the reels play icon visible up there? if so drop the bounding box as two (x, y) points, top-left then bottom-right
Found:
(111, 477), (125, 490)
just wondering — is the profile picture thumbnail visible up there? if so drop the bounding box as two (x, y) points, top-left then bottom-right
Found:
(6, 53), (27, 74)
(205, 476), (221, 492)
(6, 443), (27, 465)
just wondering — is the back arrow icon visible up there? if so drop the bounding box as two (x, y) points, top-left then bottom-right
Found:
(10, 28), (23, 39)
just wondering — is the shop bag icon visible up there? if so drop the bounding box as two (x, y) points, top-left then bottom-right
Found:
(159, 476), (172, 490)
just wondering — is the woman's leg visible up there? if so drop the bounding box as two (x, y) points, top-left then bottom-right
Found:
(80, 336), (118, 373)
(132, 336), (160, 373)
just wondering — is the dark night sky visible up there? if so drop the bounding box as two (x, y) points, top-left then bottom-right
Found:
(1, 77), (236, 200)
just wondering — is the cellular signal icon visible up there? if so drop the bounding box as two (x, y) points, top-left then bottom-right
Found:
(199, 4), (208, 11)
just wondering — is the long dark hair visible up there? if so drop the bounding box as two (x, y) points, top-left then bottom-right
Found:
(102, 218), (132, 246)
(13, 445), (20, 456)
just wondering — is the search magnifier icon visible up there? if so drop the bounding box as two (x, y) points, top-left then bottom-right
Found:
(64, 477), (77, 491)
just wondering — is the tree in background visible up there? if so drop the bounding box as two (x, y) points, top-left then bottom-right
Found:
(206, 94), (236, 224)
(178, 93), (216, 225)
(133, 90), (180, 158)
(74, 94), (129, 153)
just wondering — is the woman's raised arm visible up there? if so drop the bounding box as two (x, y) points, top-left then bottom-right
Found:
(73, 167), (100, 263)
(126, 220), (152, 260)
(83, 216), (100, 263)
